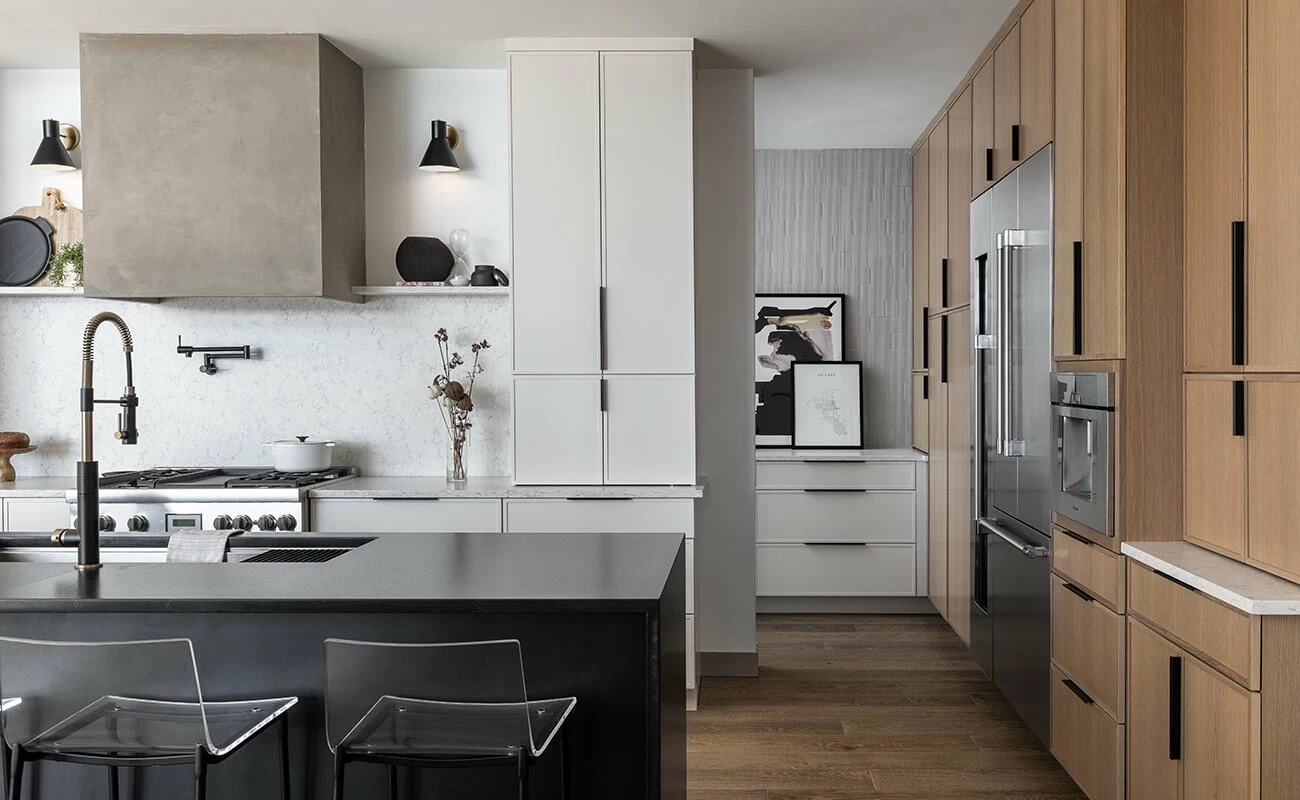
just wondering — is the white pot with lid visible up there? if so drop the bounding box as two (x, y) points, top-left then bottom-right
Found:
(265, 436), (336, 472)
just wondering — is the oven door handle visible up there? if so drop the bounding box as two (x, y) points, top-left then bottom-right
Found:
(977, 517), (1049, 559)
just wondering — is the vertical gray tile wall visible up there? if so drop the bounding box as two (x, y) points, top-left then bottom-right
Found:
(755, 149), (912, 448)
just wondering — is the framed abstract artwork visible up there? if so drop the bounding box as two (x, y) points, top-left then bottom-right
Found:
(791, 361), (864, 449)
(754, 293), (846, 448)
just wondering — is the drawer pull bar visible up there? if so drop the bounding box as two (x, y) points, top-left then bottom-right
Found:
(1062, 678), (1094, 705)
(1062, 582), (1095, 603)
(1154, 569), (1200, 594)
(800, 460), (868, 464)
(802, 541), (870, 547)
(565, 497), (634, 502)
(371, 497), (441, 501)
(802, 489), (869, 494)
(1170, 656), (1183, 761)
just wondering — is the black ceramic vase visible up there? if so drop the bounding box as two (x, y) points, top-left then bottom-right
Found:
(395, 237), (454, 282)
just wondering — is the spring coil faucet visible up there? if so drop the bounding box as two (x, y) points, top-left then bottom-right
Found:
(75, 312), (139, 570)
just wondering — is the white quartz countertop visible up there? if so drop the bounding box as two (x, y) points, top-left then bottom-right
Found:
(310, 476), (704, 499)
(0, 478), (75, 498)
(756, 448), (927, 463)
(1122, 541), (1300, 615)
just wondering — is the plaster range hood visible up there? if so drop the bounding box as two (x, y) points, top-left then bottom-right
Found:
(79, 34), (365, 301)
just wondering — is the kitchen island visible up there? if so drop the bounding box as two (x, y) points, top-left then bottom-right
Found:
(0, 531), (687, 799)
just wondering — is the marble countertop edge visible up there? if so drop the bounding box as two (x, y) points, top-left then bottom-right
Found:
(1121, 541), (1300, 616)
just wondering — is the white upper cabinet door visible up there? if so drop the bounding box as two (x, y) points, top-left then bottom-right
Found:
(509, 52), (603, 375)
(600, 51), (696, 374)
(604, 375), (696, 485)
(514, 376), (604, 485)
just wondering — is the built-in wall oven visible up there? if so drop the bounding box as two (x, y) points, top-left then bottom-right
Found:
(1050, 372), (1115, 537)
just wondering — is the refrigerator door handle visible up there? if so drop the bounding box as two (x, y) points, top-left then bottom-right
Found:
(995, 232), (1007, 455)
(977, 517), (1049, 559)
(1000, 229), (1029, 457)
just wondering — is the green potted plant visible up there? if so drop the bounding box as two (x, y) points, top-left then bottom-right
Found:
(46, 241), (83, 288)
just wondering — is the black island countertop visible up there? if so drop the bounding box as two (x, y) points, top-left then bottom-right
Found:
(0, 531), (685, 613)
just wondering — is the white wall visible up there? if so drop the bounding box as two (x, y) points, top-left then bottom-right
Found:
(0, 68), (514, 478)
(694, 69), (757, 667)
(364, 69), (510, 285)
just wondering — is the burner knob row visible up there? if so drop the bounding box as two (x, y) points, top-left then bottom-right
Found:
(127, 515), (148, 532)
(214, 515), (261, 531)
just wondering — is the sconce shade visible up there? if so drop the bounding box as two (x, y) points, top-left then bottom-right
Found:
(419, 120), (460, 173)
(31, 119), (77, 171)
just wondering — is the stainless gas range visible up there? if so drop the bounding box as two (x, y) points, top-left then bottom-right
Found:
(65, 467), (358, 534)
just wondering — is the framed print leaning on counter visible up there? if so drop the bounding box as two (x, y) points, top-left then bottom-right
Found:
(791, 361), (863, 449)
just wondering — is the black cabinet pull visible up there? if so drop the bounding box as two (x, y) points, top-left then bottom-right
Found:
(803, 541), (869, 546)
(1155, 569), (1200, 594)
(1062, 678), (1094, 705)
(1169, 656), (1183, 761)
(1063, 582), (1095, 603)
(1233, 380), (1245, 437)
(922, 375), (929, 400)
(922, 306), (929, 368)
(1011, 124), (1021, 161)
(600, 378), (607, 412)
(986, 148), (994, 182)
(940, 315), (949, 384)
(565, 496), (634, 501)
(976, 253), (989, 335)
(1072, 241), (1084, 355)
(1232, 221), (1245, 366)
(802, 488), (869, 494)
(941, 258), (949, 307)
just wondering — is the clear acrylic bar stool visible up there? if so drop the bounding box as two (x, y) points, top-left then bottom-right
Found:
(0, 637), (297, 800)
(324, 638), (576, 800)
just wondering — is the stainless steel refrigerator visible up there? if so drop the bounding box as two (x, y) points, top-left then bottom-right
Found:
(968, 144), (1053, 745)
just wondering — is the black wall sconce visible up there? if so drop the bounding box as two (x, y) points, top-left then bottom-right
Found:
(31, 118), (80, 171)
(419, 120), (461, 173)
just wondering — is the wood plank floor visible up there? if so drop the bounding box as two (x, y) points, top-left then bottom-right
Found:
(687, 614), (1086, 799)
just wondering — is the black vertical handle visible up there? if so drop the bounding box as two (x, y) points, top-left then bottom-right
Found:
(1169, 656), (1182, 761)
(922, 307), (929, 369)
(922, 375), (929, 400)
(1233, 380), (1245, 437)
(976, 254), (989, 335)
(1232, 221), (1245, 366)
(940, 315), (949, 384)
(986, 148), (994, 182)
(941, 259), (949, 308)
(1072, 241), (1084, 356)
(600, 378), (607, 412)
(1011, 124), (1021, 161)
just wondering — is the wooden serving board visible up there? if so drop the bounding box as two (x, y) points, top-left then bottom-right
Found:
(12, 187), (83, 287)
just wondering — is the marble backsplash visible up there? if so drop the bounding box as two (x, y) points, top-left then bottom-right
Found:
(0, 295), (512, 477)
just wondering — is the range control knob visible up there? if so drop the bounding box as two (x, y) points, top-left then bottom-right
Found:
(232, 515), (253, 532)
(211, 515), (233, 531)
(275, 515), (298, 532)
(127, 515), (149, 532)
(255, 514), (279, 532)
(98, 515), (116, 532)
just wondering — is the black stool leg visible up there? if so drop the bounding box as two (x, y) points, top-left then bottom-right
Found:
(516, 749), (530, 800)
(277, 716), (291, 800)
(7, 746), (23, 800)
(332, 751), (346, 800)
(388, 764), (398, 800)
(108, 764), (120, 800)
(194, 746), (208, 800)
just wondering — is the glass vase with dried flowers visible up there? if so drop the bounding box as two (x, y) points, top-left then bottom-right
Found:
(427, 329), (490, 487)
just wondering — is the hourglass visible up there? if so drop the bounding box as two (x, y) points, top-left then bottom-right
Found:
(448, 228), (471, 286)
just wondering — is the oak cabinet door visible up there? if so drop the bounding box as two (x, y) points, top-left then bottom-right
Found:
(946, 309), (972, 644)
(927, 315), (949, 619)
(948, 87), (973, 310)
(912, 144), (930, 370)
(993, 23), (1022, 181)
(509, 52), (602, 375)
(1246, 379), (1300, 581)
(1182, 654), (1258, 800)
(1019, 0), (1054, 160)
(1052, 0), (1084, 359)
(1127, 619), (1183, 800)
(912, 373), (929, 453)
(1247, 0), (1300, 370)
(971, 61), (996, 198)
(1183, 377), (1246, 558)
(1185, 0), (1246, 371)
(928, 118), (950, 313)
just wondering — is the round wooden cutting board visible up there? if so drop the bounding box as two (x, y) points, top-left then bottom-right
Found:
(12, 187), (83, 287)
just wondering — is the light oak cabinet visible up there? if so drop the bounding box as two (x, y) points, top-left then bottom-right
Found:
(1019, 0), (1055, 160)
(947, 88), (973, 310)
(1126, 617), (1183, 799)
(912, 373), (929, 453)
(927, 315), (949, 620)
(1183, 376), (1246, 559)
(912, 144), (930, 372)
(928, 118), (949, 313)
(971, 61), (995, 198)
(946, 309), (971, 643)
(992, 23), (1021, 181)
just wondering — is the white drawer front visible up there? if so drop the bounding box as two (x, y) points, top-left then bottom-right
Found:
(686, 614), (696, 690)
(5, 498), (72, 532)
(756, 491), (915, 543)
(756, 461), (915, 490)
(503, 499), (693, 537)
(756, 543), (916, 596)
(311, 499), (502, 533)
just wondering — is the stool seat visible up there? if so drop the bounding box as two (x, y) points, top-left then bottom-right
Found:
(340, 695), (576, 758)
(25, 694), (297, 758)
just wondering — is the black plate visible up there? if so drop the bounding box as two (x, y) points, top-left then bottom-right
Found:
(0, 216), (53, 287)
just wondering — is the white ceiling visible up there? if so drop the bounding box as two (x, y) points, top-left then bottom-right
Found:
(0, 0), (1016, 149)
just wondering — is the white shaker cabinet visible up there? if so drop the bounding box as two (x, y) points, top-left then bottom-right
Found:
(509, 40), (697, 487)
(509, 51), (602, 376)
(2, 498), (72, 532)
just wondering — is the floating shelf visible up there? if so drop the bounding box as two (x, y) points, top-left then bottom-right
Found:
(351, 286), (510, 297)
(0, 286), (84, 296)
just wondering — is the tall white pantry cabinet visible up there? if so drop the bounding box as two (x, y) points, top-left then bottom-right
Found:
(508, 39), (697, 487)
